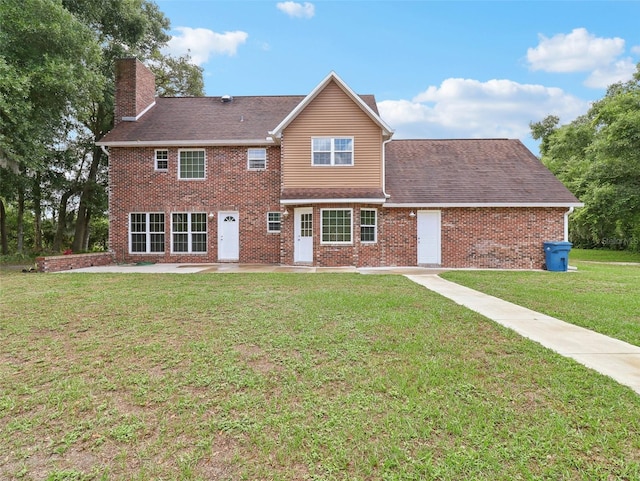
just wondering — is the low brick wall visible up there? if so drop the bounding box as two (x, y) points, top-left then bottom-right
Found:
(36, 252), (115, 272)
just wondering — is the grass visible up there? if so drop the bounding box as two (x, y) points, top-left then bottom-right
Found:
(569, 248), (640, 263)
(1, 271), (639, 480)
(441, 249), (640, 347)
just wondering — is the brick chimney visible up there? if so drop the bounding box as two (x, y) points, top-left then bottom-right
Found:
(114, 58), (156, 126)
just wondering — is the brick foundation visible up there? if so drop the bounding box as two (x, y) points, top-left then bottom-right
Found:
(36, 252), (115, 272)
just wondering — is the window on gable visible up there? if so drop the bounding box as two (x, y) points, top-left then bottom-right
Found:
(179, 150), (205, 179)
(155, 150), (168, 171)
(360, 209), (377, 243)
(267, 212), (281, 233)
(321, 209), (352, 244)
(312, 137), (353, 166)
(172, 213), (207, 253)
(129, 213), (165, 253)
(248, 148), (267, 170)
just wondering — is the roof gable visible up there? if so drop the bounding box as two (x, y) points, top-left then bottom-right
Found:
(268, 71), (393, 140)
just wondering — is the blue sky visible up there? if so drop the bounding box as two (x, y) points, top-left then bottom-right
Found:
(156, 0), (640, 153)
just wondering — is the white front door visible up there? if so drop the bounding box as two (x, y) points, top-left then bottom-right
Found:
(218, 211), (239, 261)
(417, 211), (441, 265)
(294, 208), (313, 263)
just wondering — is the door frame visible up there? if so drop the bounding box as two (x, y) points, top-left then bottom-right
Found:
(417, 210), (441, 265)
(217, 211), (239, 261)
(294, 207), (313, 264)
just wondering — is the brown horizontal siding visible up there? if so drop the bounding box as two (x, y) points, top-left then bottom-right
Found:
(282, 80), (383, 189)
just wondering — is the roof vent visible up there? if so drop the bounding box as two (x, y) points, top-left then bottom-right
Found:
(221, 95), (233, 103)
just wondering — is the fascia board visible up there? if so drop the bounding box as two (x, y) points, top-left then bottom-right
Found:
(280, 198), (387, 205)
(383, 202), (585, 208)
(96, 139), (276, 147)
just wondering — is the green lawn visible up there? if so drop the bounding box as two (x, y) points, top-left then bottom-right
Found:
(441, 250), (640, 347)
(1, 271), (639, 480)
(570, 248), (640, 263)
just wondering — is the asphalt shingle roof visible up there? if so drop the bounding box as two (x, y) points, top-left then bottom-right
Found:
(99, 94), (379, 144)
(385, 139), (580, 205)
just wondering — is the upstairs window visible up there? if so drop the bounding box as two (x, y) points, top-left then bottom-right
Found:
(155, 150), (168, 171)
(360, 209), (377, 243)
(179, 150), (205, 179)
(312, 137), (353, 166)
(248, 148), (267, 170)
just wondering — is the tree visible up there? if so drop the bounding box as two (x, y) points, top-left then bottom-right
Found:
(62, 0), (204, 252)
(0, 0), (204, 255)
(0, 0), (102, 253)
(151, 51), (205, 97)
(531, 64), (640, 251)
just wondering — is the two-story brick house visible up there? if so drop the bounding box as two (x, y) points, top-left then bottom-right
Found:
(97, 58), (581, 269)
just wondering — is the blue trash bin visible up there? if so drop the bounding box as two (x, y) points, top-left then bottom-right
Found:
(543, 241), (573, 271)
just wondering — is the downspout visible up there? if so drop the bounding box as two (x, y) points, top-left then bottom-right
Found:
(564, 207), (574, 242)
(99, 145), (115, 260)
(382, 137), (393, 200)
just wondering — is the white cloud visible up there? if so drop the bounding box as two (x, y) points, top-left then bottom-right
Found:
(277, 1), (315, 19)
(632, 45), (640, 55)
(378, 78), (588, 143)
(527, 28), (625, 73)
(585, 58), (638, 88)
(166, 27), (249, 65)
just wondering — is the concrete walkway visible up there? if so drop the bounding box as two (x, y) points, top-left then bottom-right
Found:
(406, 275), (640, 395)
(54, 263), (445, 275)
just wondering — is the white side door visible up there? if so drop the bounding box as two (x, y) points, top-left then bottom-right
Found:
(417, 211), (441, 265)
(294, 208), (313, 263)
(218, 211), (239, 261)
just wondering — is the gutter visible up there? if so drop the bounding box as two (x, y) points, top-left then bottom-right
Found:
(96, 139), (277, 147)
(281, 198), (386, 205)
(383, 202), (585, 208)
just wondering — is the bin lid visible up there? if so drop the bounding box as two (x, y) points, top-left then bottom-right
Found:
(543, 241), (573, 247)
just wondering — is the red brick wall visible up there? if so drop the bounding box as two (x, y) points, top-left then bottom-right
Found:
(114, 58), (156, 125)
(441, 207), (565, 269)
(36, 252), (115, 272)
(108, 145), (282, 264)
(279, 205), (565, 269)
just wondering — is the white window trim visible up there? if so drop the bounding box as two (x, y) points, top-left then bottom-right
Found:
(178, 149), (206, 180)
(320, 208), (353, 245)
(129, 212), (165, 254)
(154, 149), (168, 171)
(247, 148), (267, 170)
(170, 212), (208, 254)
(311, 137), (354, 166)
(267, 211), (281, 233)
(360, 208), (377, 244)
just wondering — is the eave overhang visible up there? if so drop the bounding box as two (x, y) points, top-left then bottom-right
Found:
(383, 202), (585, 208)
(96, 138), (276, 147)
(281, 198), (387, 205)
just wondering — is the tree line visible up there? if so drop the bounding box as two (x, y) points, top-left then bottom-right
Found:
(0, 0), (204, 256)
(531, 65), (640, 252)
